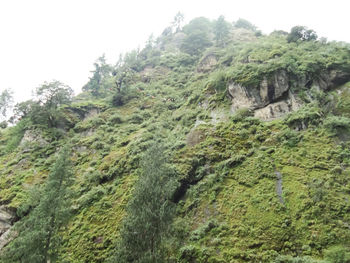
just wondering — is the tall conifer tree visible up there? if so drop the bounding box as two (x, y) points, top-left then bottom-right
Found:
(1, 146), (74, 263)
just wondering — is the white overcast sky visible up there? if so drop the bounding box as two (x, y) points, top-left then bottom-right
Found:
(1, 0), (349, 103)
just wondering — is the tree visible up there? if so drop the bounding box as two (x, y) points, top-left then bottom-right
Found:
(83, 54), (113, 96)
(34, 81), (73, 127)
(181, 17), (213, 56)
(113, 142), (178, 262)
(214, 15), (231, 47)
(1, 146), (74, 263)
(35, 81), (73, 109)
(0, 88), (13, 126)
(234, 18), (257, 31)
(12, 81), (73, 127)
(171, 12), (184, 33)
(287, 26), (318, 43)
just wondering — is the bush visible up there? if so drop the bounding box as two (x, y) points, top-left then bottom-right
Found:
(323, 116), (350, 134)
(273, 255), (325, 263)
(231, 108), (254, 121)
(107, 113), (123, 124)
(111, 93), (125, 106)
(324, 246), (350, 263)
(285, 105), (322, 130)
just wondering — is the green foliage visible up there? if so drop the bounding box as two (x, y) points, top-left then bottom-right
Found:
(234, 18), (257, 31)
(181, 17), (213, 56)
(83, 54), (113, 96)
(222, 37), (350, 89)
(2, 16), (350, 263)
(323, 115), (350, 134)
(287, 26), (318, 43)
(285, 104), (322, 129)
(231, 108), (254, 121)
(0, 88), (13, 121)
(273, 255), (326, 263)
(214, 15), (231, 47)
(14, 81), (73, 128)
(324, 246), (350, 263)
(112, 141), (178, 262)
(1, 146), (74, 263)
(172, 12), (184, 33)
(3, 119), (27, 153)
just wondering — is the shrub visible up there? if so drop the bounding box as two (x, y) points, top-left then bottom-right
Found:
(324, 246), (350, 263)
(231, 108), (254, 121)
(107, 113), (123, 124)
(323, 116), (350, 134)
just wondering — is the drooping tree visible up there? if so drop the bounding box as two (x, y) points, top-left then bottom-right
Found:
(112, 141), (178, 262)
(0, 146), (74, 263)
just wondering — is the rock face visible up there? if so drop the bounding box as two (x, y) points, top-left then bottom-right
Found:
(197, 54), (217, 73)
(254, 91), (300, 120)
(20, 130), (48, 148)
(0, 206), (16, 251)
(228, 69), (350, 120)
(228, 70), (293, 119)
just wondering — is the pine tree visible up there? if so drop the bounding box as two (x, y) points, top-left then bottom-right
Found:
(1, 146), (74, 263)
(113, 142), (177, 263)
(214, 15), (230, 47)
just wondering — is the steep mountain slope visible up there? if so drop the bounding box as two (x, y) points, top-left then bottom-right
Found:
(1, 18), (350, 262)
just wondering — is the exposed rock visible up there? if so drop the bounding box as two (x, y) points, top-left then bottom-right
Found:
(0, 206), (16, 251)
(197, 54), (218, 73)
(20, 130), (48, 148)
(228, 69), (349, 120)
(316, 70), (350, 90)
(231, 28), (257, 42)
(84, 108), (100, 120)
(65, 105), (102, 121)
(140, 66), (170, 83)
(186, 128), (206, 147)
(275, 172), (284, 205)
(254, 91), (301, 120)
(228, 70), (289, 111)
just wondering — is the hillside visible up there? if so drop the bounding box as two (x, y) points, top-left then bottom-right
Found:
(1, 17), (350, 263)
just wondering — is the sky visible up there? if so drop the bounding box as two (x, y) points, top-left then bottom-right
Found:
(0, 0), (349, 104)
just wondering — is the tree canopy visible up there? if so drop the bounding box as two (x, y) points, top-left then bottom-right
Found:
(214, 15), (231, 47)
(287, 26), (318, 43)
(83, 54), (113, 96)
(181, 17), (213, 56)
(14, 81), (73, 127)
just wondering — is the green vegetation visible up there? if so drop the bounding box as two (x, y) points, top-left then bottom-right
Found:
(0, 88), (13, 128)
(112, 142), (177, 262)
(0, 15), (350, 263)
(1, 146), (73, 263)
